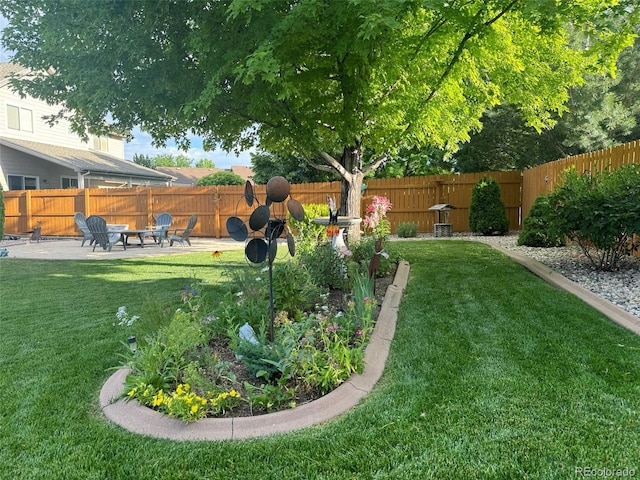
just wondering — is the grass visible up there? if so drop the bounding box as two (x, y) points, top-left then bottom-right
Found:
(1, 241), (639, 479)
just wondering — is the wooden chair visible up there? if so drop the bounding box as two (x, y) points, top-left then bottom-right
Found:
(168, 215), (197, 247)
(86, 215), (125, 251)
(150, 212), (172, 247)
(74, 212), (94, 247)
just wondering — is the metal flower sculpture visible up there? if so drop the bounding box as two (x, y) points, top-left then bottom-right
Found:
(225, 176), (304, 341)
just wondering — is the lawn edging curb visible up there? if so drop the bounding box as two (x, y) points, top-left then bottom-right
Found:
(100, 260), (411, 441)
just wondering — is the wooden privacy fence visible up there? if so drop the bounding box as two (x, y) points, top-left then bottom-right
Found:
(522, 140), (640, 219)
(3, 140), (638, 239)
(3, 171), (523, 238)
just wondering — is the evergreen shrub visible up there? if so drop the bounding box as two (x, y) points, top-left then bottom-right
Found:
(518, 194), (565, 247)
(469, 176), (510, 235)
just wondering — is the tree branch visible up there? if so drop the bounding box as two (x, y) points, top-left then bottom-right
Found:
(362, 154), (387, 175)
(319, 151), (350, 179)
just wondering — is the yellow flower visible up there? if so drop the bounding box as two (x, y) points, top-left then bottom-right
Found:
(212, 250), (222, 258)
(230, 389), (239, 398)
(176, 384), (184, 395)
(191, 405), (198, 414)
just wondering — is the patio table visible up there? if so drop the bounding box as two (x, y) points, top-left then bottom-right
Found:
(119, 229), (156, 248)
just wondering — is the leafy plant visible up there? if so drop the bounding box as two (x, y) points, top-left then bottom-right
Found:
(298, 242), (348, 290)
(196, 171), (244, 186)
(243, 378), (296, 414)
(288, 203), (329, 254)
(396, 222), (418, 238)
(518, 194), (565, 247)
(548, 164), (640, 270)
(469, 176), (510, 235)
(271, 260), (322, 318)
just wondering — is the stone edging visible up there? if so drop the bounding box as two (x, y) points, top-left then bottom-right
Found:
(99, 261), (411, 441)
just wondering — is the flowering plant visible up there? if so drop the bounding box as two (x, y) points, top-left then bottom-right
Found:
(363, 196), (392, 239)
(115, 306), (139, 327)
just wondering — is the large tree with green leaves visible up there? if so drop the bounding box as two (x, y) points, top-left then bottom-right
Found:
(2, 0), (636, 239)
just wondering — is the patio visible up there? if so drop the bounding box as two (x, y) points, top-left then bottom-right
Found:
(0, 236), (245, 260)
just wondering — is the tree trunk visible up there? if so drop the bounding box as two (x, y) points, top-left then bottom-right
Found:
(340, 146), (364, 242)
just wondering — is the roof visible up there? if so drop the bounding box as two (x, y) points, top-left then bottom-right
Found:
(0, 62), (29, 88)
(157, 166), (254, 185)
(0, 137), (173, 181)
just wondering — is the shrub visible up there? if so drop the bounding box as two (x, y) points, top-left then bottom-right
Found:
(288, 203), (329, 254)
(271, 260), (322, 318)
(297, 242), (348, 290)
(196, 171), (244, 186)
(518, 194), (565, 247)
(396, 222), (418, 238)
(548, 164), (640, 271)
(469, 176), (510, 235)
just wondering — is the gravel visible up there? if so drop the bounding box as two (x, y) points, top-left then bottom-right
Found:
(389, 232), (640, 320)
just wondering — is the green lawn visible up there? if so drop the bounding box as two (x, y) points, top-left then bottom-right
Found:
(1, 241), (639, 479)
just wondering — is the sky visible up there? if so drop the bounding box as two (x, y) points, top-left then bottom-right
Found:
(0, 16), (252, 170)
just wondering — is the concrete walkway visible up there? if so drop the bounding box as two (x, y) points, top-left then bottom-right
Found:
(0, 236), (246, 260)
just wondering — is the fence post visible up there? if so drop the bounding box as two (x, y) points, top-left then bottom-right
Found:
(25, 190), (32, 232)
(146, 188), (153, 227)
(83, 189), (90, 216)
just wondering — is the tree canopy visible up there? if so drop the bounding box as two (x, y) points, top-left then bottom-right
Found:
(2, 0), (636, 237)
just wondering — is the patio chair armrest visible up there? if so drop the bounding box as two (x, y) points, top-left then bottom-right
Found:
(171, 228), (187, 235)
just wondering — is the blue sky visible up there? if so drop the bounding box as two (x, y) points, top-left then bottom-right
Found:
(0, 16), (252, 169)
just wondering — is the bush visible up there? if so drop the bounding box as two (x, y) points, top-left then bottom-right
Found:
(271, 261), (322, 318)
(196, 171), (245, 186)
(288, 203), (329, 254)
(518, 194), (565, 247)
(297, 242), (348, 290)
(469, 176), (510, 235)
(396, 222), (418, 238)
(548, 164), (640, 271)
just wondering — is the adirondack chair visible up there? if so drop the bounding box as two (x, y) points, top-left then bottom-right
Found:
(85, 215), (125, 252)
(74, 212), (94, 247)
(167, 215), (197, 247)
(149, 212), (173, 247)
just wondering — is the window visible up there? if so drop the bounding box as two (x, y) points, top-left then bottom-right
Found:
(8, 175), (38, 190)
(6, 105), (33, 132)
(62, 177), (78, 189)
(92, 135), (109, 152)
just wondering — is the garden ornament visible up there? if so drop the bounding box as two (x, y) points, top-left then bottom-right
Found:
(225, 177), (304, 341)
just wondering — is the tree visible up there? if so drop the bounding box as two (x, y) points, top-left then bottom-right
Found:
(454, 24), (640, 172)
(197, 171), (244, 186)
(154, 154), (192, 168)
(376, 146), (454, 178)
(195, 159), (216, 168)
(2, 1), (635, 239)
(132, 153), (155, 169)
(250, 151), (337, 185)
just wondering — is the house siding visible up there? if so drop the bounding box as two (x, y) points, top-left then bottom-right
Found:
(0, 144), (77, 190)
(0, 63), (168, 190)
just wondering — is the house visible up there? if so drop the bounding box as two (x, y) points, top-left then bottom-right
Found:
(0, 62), (172, 190)
(156, 166), (254, 186)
